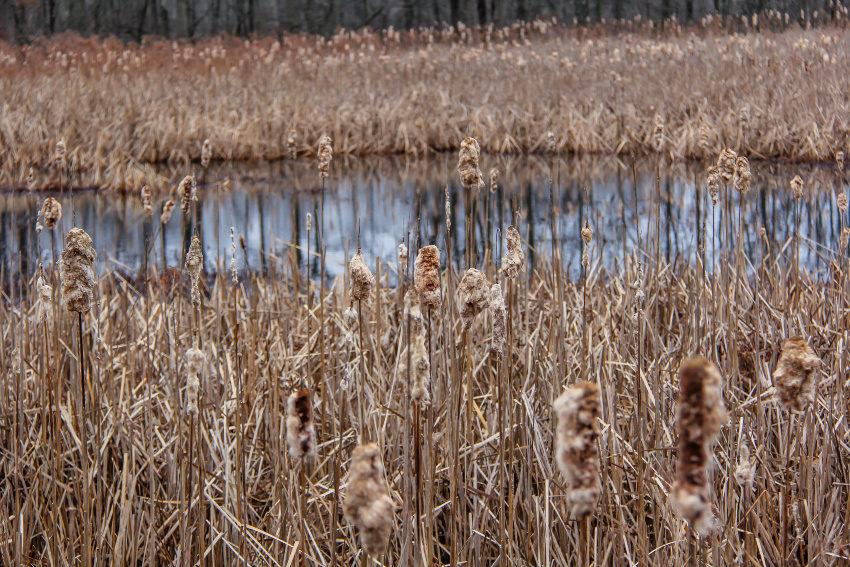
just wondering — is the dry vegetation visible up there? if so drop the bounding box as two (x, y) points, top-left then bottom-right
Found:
(1, 16), (850, 191)
(2, 131), (850, 567)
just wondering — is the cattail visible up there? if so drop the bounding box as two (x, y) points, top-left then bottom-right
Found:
(457, 137), (484, 192)
(344, 306), (358, 328)
(398, 243), (409, 271)
(41, 197), (62, 230)
(733, 156), (752, 193)
(403, 289), (424, 337)
(343, 443), (394, 558)
(55, 140), (67, 168)
(501, 225), (525, 279)
(230, 227), (238, 284)
(349, 252), (375, 301)
(707, 165), (721, 205)
(838, 193), (847, 214)
(653, 113), (665, 152)
(445, 186), (452, 232)
(490, 168), (499, 193)
(553, 381), (602, 519)
(239, 233), (247, 252)
(306, 212), (312, 232)
(318, 135), (333, 179)
(581, 220), (593, 269)
(790, 175), (803, 200)
(178, 175), (196, 213)
(59, 228), (96, 314)
(161, 199), (175, 224)
(717, 148), (738, 181)
(397, 333), (430, 407)
(141, 185), (153, 217)
(456, 268), (489, 330)
(836, 151), (844, 169)
(841, 227), (850, 250)
(12, 347), (20, 374)
(185, 235), (204, 306)
(26, 167), (35, 190)
(489, 283), (507, 357)
(36, 272), (53, 321)
(414, 245), (441, 311)
(547, 131), (556, 152)
(672, 356), (728, 537)
(734, 443), (756, 491)
(286, 389), (317, 465)
(185, 343), (205, 416)
(287, 129), (298, 160)
(201, 139), (212, 168)
(760, 226), (768, 242)
(773, 337), (821, 412)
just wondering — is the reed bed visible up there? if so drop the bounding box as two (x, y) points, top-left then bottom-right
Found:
(2, 136), (850, 567)
(1, 20), (850, 191)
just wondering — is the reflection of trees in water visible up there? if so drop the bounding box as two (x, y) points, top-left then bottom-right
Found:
(1, 156), (846, 283)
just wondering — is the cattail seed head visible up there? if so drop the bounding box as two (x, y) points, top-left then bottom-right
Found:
(456, 268), (489, 331)
(838, 193), (847, 214)
(733, 156), (752, 193)
(230, 227), (238, 284)
(286, 389), (317, 465)
(344, 443), (394, 558)
(717, 148), (738, 181)
(178, 175), (196, 213)
(141, 185), (153, 217)
(403, 289), (424, 337)
(349, 252), (375, 301)
(287, 129), (298, 160)
(707, 166), (721, 205)
(185, 345), (205, 417)
(26, 167), (35, 190)
(239, 233), (247, 252)
(41, 197), (62, 230)
(734, 443), (756, 491)
(59, 228), (97, 314)
(581, 221), (593, 245)
(457, 137), (484, 192)
(318, 135), (333, 179)
(489, 284), (507, 357)
(36, 273), (53, 321)
(501, 225), (525, 279)
(343, 306), (358, 328)
(201, 139), (212, 168)
(398, 243), (409, 269)
(185, 235), (204, 306)
(445, 186), (452, 232)
(397, 333), (431, 407)
(553, 381), (602, 519)
(773, 337), (821, 412)
(161, 199), (176, 224)
(672, 356), (727, 537)
(414, 245), (441, 311)
(489, 168), (499, 193)
(841, 227), (850, 250)
(790, 175), (804, 199)
(547, 131), (557, 152)
(306, 213), (312, 232)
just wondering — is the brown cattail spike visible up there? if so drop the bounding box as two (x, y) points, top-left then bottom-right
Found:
(178, 175), (196, 213)
(838, 193), (847, 215)
(672, 356), (728, 537)
(414, 245), (441, 311)
(397, 333), (431, 407)
(734, 156), (752, 193)
(161, 199), (176, 224)
(141, 185), (153, 217)
(456, 268), (489, 330)
(36, 272), (53, 321)
(41, 197), (62, 230)
(185, 235), (204, 306)
(773, 337), (821, 412)
(318, 135), (333, 179)
(489, 168), (499, 193)
(489, 284), (507, 357)
(403, 289), (424, 338)
(707, 165), (721, 205)
(717, 148), (738, 181)
(398, 243), (409, 270)
(581, 221), (593, 269)
(790, 175), (803, 200)
(201, 139), (212, 168)
(554, 381), (602, 519)
(501, 225), (525, 279)
(185, 344), (205, 416)
(349, 252), (375, 301)
(59, 228), (97, 314)
(286, 389), (317, 465)
(343, 443), (394, 558)
(457, 137), (484, 192)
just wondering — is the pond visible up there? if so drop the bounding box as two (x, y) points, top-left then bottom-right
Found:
(0, 155), (846, 284)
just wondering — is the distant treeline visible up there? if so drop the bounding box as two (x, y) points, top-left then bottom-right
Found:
(0, 0), (842, 42)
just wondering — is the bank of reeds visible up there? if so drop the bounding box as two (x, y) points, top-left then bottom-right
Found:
(1, 22), (850, 191)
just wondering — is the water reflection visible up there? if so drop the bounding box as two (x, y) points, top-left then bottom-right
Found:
(0, 155), (847, 283)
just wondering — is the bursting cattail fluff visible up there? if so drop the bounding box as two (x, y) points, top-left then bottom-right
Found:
(349, 252), (375, 301)
(838, 193), (847, 215)
(41, 197), (62, 230)
(547, 131), (556, 152)
(230, 227), (238, 284)
(790, 175), (803, 200)
(161, 199), (175, 224)
(343, 443), (394, 558)
(414, 245), (441, 311)
(581, 221), (593, 269)
(773, 337), (822, 412)
(445, 186), (451, 232)
(286, 389), (317, 465)
(501, 225), (525, 279)
(36, 273), (52, 321)
(287, 129), (297, 160)
(707, 165), (721, 205)
(734, 443), (756, 491)
(456, 268), (489, 330)
(397, 333), (430, 407)
(717, 148), (738, 181)
(403, 289), (424, 338)
(141, 185), (153, 217)
(201, 139), (212, 168)
(398, 243), (409, 271)
(178, 175), (196, 213)
(672, 356), (728, 537)
(318, 135), (333, 179)
(306, 213), (312, 232)
(490, 168), (499, 193)
(553, 381), (602, 519)
(489, 284), (507, 357)
(185, 345), (205, 416)
(59, 228), (96, 314)
(185, 235), (204, 306)
(457, 137), (484, 191)
(842, 227), (850, 250)
(733, 156), (752, 193)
